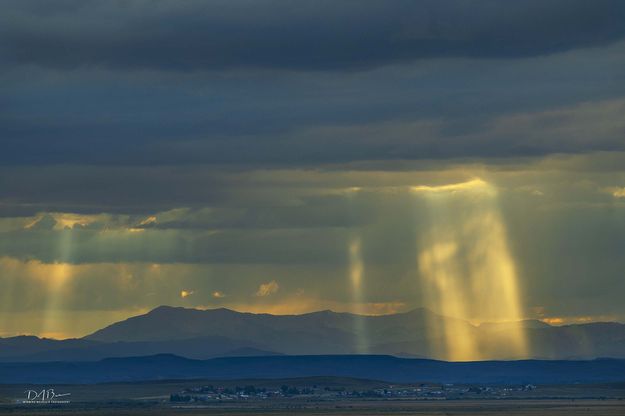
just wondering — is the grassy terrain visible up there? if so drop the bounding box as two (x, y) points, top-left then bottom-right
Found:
(0, 378), (623, 415)
(0, 400), (623, 415)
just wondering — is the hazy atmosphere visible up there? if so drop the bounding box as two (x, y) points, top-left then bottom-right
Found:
(2, 0), (625, 345)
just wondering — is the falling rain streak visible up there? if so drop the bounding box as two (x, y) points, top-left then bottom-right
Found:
(344, 187), (369, 353)
(42, 228), (74, 337)
(413, 179), (528, 361)
(348, 236), (369, 353)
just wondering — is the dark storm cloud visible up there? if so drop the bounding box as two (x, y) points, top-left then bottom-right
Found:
(2, 0), (625, 72)
(2, 0), (625, 334)
(2, 1), (625, 167)
(0, 227), (352, 265)
(0, 165), (231, 215)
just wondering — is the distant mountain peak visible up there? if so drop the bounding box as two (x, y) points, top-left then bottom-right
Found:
(2, 305), (625, 362)
(148, 305), (179, 313)
(100, 352), (192, 364)
(148, 305), (240, 315)
(478, 319), (552, 330)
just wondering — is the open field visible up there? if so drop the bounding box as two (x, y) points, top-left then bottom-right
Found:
(0, 378), (624, 415)
(0, 399), (623, 415)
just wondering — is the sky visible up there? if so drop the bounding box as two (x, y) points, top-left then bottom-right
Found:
(1, 1), (625, 339)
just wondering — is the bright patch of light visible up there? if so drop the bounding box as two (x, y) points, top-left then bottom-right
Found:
(414, 178), (528, 360)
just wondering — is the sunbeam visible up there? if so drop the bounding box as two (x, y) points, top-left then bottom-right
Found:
(348, 235), (369, 353)
(345, 187), (369, 354)
(413, 178), (528, 360)
(42, 228), (74, 337)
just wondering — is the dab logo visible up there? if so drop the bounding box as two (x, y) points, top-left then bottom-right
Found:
(22, 388), (71, 404)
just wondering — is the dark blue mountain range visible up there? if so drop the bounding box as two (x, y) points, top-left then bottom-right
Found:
(1, 354), (624, 384)
(2, 306), (624, 362)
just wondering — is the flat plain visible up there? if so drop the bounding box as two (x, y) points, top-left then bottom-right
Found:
(0, 399), (624, 416)
(1, 378), (624, 415)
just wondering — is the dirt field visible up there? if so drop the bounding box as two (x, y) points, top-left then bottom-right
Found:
(0, 399), (624, 415)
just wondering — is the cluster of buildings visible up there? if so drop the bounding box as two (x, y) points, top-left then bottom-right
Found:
(170, 384), (312, 402)
(170, 383), (538, 402)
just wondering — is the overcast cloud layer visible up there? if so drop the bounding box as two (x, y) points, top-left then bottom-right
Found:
(1, 1), (625, 337)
